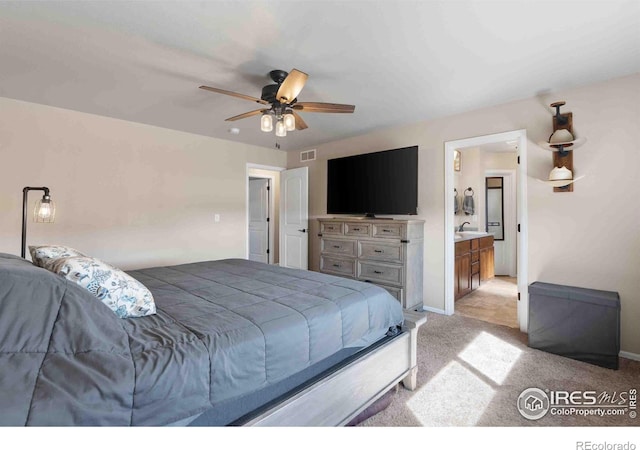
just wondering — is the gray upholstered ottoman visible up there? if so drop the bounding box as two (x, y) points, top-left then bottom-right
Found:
(528, 282), (620, 369)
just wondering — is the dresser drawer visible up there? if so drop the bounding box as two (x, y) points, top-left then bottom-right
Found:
(321, 222), (344, 235)
(358, 241), (403, 263)
(358, 261), (403, 286)
(321, 238), (356, 257)
(320, 256), (356, 277)
(471, 261), (480, 275)
(345, 222), (370, 237)
(471, 250), (479, 263)
(372, 223), (403, 239)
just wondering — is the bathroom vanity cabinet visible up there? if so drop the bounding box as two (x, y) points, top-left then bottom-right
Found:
(454, 234), (494, 301)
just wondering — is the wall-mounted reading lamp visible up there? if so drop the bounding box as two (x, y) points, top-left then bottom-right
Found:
(22, 186), (56, 258)
(537, 101), (587, 192)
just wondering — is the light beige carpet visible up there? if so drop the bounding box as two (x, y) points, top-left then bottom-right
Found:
(359, 313), (639, 427)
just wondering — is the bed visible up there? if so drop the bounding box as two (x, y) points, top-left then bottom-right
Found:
(0, 253), (425, 426)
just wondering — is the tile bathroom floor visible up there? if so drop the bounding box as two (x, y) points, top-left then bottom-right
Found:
(454, 276), (518, 328)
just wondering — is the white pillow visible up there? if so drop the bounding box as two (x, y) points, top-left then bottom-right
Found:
(50, 256), (156, 319)
(29, 245), (86, 269)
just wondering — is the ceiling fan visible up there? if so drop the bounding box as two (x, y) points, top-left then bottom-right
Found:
(199, 69), (355, 136)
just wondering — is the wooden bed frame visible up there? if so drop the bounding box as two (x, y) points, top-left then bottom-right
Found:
(240, 310), (427, 426)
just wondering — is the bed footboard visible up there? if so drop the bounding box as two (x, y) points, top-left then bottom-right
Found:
(241, 311), (427, 426)
(401, 310), (427, 391)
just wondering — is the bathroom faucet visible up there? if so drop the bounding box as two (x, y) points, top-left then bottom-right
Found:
(458, 222), (471, 232)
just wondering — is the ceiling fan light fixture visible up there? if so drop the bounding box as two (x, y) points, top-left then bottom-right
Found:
(283, 111), (296, 131)
(275, 119), (287, 137)
(199, 68), (355, 139)
(260, 113), (273, 132)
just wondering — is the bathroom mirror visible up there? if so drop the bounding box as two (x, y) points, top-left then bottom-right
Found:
(485, 177), (504, 240)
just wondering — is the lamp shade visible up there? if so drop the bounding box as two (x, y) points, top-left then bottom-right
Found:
(34, 195), (55, 223)
(275, 119), (287, 137)
(283, 112), (296, 131)
(260, 113), (273, 132)
(549, 129), (574, 144)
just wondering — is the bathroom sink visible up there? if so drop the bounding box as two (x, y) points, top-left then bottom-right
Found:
(455, 231), (489, 240)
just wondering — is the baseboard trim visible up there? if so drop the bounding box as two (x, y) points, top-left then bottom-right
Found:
(420, 305), (446, 315)
(619, 351), (640, 362)
(411, 309), (639, 359)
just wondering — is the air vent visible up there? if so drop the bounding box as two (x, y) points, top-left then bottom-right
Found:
(300, 149), (316, 162)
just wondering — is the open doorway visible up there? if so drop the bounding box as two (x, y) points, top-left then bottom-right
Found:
(444, 130), (529, 333)
(246, 164), (309, 269)
(453, 145), (518, 328)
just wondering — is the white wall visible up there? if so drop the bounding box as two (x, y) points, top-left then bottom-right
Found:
(454, 149), (518, 230)
(454, 148), (482, 228)
(0, 97), (287, 270)
(287, 74), (640, 355)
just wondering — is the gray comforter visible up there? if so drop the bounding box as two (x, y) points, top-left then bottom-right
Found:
(0, 254), (403, 426)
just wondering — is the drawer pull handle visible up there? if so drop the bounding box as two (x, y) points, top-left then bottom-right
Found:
(332, 264), (342, 268)
(333, 245), (341, 249)
(352, 228), (361, 231)
(374, 249), (384, 253)
(373, 270), (384, 274)
(382, 229), (392, 233)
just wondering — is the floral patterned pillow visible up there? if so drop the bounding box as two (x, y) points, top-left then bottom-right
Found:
(29, 245), (86, 270)
(49, 256), (156, 318)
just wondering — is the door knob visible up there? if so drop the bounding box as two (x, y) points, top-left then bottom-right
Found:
(298, 229), (307, 233)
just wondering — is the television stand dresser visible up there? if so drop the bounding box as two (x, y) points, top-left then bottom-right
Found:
(317, 218), (424, 311)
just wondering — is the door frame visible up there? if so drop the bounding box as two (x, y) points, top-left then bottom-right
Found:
(444, 130), (529, 333)
(485, 169), (517, 277)
(246, 163), (285, 264)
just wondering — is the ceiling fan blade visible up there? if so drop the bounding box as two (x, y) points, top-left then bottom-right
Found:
(225, 109), (268, 121)
(292, 111), (308, 130)
(276, 69), (308, 103)
(293, 102), (355, 113)
(199, 85), (268, 105)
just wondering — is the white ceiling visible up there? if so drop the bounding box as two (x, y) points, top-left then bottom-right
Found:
(1, 1), (638, 151)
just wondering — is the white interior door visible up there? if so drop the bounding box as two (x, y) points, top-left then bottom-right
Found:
(249, 178), (269, 263)
(279, 167), (308, 269)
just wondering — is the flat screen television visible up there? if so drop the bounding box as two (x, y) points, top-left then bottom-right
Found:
(327, 146), (418, 216)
